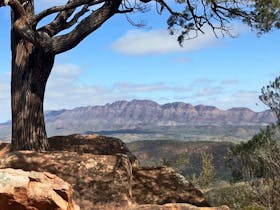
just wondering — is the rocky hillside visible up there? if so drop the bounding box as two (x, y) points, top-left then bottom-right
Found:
(127, 140), (233, 180)
(0, 100), (275, 141)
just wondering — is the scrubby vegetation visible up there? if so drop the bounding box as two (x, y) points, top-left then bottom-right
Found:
(128, 77), (280, 209)
(127, 140), (233, 181)
(211, 77), (280, 210)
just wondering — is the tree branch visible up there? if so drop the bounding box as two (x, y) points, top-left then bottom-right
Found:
(33, 0), (104, 26)
(52, 0), (122, 54)
(38, 4), (90, 37)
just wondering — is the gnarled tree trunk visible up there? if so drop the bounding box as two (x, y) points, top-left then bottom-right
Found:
(11, 26), (54, 151)
(4, 0), (123, 151)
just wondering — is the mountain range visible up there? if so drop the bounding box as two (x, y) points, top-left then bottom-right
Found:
(0, 100), (276, 141)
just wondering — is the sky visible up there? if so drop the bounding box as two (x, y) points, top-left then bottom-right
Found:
(0, 1), (279, 122)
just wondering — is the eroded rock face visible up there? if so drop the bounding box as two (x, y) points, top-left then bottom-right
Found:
(132, 166), (210, 207)
(0, 168), (78, 210)
(0, 151), (133, 210)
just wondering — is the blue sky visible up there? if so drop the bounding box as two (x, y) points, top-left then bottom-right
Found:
(0, 0), (279, 122)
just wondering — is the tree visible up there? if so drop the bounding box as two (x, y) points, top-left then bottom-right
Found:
(199, 152), (215, 186)
(226, 124), (279, 182)
(0, 0), (279, 151)
(226, 124), (280, 209)
(226, 77), (280, 209)
(260, 76), (280, 120)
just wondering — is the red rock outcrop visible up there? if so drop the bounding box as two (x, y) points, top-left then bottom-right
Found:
(0, 151), (132, 210)
(0, 135), (228, 210)
(132, 166), (210, 206)
(0, 168), (79, 210)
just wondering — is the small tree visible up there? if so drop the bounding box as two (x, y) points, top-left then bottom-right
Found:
(260, 76), (280, 119)
(174, 155), (189, 174)
(199, 152), (215, 186)
(226, 124), (278, 182)
(226, 76), (280, 209)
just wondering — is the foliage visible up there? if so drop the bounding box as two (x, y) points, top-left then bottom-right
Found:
(160, 157), (171, 167)
(226, 127), (280, 209)
(226, 76), (280, 209)
(260, 76), (280, 119)
(243, 205), (266, 210)
(198, 152), (215, 186)
(128, 140), (231, 181)
(252, 0), (280, 34)
(173, 155), (189, 174)
(226, 124), (279, 181)
(165, 0), (280, 45)
(175, 153), (215, 187)
(205, 181), (265, 210)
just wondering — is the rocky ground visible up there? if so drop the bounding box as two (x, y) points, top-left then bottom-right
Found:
(0, 135), (229, 210)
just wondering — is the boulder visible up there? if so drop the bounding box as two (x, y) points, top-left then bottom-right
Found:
(48, 134), (137, 163)
(132, 166), (209, 207)
(0, 151), (133, 210)
(0, 168), (79, 210)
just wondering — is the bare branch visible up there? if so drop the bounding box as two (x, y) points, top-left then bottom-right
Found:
(117, 8), (133, 14)
(33, 0), (104, 26)
(38, 4), (90, 37)
(52, 0), (122, 54)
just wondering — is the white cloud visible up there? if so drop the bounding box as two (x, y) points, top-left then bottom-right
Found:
(192, 78), (214, 86)
(111, 29), (219, 55)
(173, 57), (192, 63)
(221, 80), (239, 85)
(209, 91), (267, 112)
(45, 63), (112, 109)
(114, 82), (191, 93)
(194, 86), (224, 97)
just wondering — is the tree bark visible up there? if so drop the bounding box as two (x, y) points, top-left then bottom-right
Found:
(11, 30), (54, 151)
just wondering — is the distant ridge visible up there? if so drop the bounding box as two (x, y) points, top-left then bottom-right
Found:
(1, 99), (275, 126)
(0, 100), (276, 141)
(43, 99), (275, 127)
